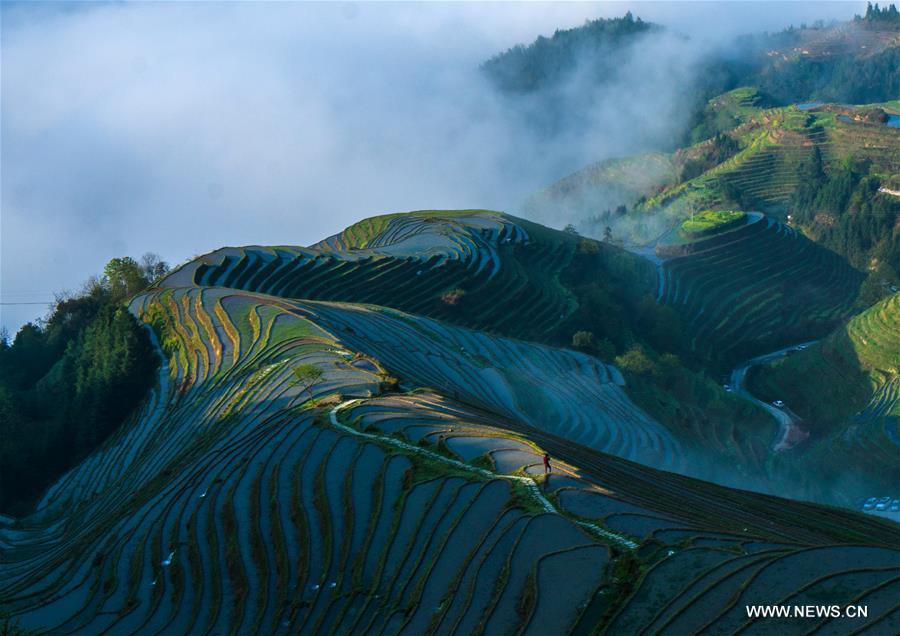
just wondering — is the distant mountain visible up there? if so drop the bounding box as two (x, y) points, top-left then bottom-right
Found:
(483, 11), (900, 144)
(481, 12), (657, 95)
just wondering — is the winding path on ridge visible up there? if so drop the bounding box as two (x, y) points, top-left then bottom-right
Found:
(328, 400), (639, 550)
(730, 341), (819, 452)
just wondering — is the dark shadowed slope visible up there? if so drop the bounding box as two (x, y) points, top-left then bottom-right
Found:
(656, 214), (863, 369)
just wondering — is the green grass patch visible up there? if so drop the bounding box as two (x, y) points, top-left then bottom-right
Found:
(338, 210), (501, 249)
(679, 210), (746, 237)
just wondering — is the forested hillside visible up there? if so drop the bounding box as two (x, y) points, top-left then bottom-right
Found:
(748, 292), (899, 502)
(484, 7), (900, 146)
(481, 12), (656, 94)
(0, 256), (168, 514)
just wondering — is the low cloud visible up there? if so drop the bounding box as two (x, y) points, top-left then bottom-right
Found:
(0, 1), (860, 333)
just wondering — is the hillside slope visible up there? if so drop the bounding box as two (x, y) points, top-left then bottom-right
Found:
(656, 214), (864, 368)
(545, 94), (899, 233)
(747, 292), (899, 503)
(485, 12), (900, 145)
(289, 300), (682, 471)
(164, 210), (655, 344)
(2, 284), (899, 634)
(527, 96), (899, 371)
(157, 211), (791, 485)
(524, 153), (677, 231)
(749, 291), (899, 425)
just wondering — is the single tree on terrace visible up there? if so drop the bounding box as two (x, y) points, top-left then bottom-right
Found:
(292, 363), (324, 399)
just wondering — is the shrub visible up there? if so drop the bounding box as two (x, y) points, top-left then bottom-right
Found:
(577, 238), (600, 254)
(679, 210), (745, 237)
(440, 288), (466, 306)
(379, 375), (401, 393)
(615, 345), (657, 376)
(571, 330), (596, 350)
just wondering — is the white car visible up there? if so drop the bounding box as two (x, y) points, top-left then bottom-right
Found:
(723, 384), (732, 392)
(876, 496), (891, 511)
(797, 344), (808, 350)
(891, 499), (900, 512)
(772, 400), (785, 408)
(863, 497), (878, 510)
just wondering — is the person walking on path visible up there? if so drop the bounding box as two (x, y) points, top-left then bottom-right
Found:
(543, 453), (552, 475)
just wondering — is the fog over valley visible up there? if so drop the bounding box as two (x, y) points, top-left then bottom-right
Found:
(1, 1), (860, 334)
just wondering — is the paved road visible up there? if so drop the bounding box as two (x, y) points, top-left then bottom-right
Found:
(730, 341), (819, 451)
(732, 342), (900, 521)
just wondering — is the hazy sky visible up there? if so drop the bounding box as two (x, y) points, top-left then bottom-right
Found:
(0, 1), (861, 335)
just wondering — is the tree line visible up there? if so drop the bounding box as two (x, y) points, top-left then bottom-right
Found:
(857, 2), (900, 23)
(788, 152), (900, 301)
(0, 254), (168, 515)
(480, 12), (654, 94)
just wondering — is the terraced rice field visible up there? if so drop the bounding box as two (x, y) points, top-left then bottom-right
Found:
(716, 131), (810, 208)
(621, 101), (898, 220)
(0, 288), (618, 634)
(820, 292), (900, 475)
(755, 292), (899, 432)
(3, 214), (899, 634)
(697, 106), (900, 210)
(824, 114), (900, 175)
(846, 289), (900, 447)
(166, 211), (582, 343)
(291, 300), (681, 472)
(846, 293), (900, 381)
(657, 215), (863, 366)
(524, 153), (678, 224)
(3, 287), (898, 634)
